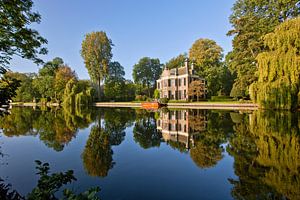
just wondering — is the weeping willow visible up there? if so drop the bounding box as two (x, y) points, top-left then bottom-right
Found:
(250, 17), (300, 110)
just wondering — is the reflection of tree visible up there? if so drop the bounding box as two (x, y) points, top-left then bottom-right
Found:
(0, 107), (38, 136)
(228, 111), (300, 199)
(103, 108), (135, 145)
(82, 125), (114, 177)
(190, 112), (233, 169)
(0, 106), (95, 151)
(133, 110), (162, 149)
(190, 140), (223, 169)
(82, 108), (135, 177)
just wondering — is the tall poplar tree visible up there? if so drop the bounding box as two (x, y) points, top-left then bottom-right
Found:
(81, 31), (113, 100)
(250, 17), (300, 110)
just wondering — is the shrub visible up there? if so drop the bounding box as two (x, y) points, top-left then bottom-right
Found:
(210, 96), (234, 102)
(135, 95), (147, 101)
(159, 98), (169, 104)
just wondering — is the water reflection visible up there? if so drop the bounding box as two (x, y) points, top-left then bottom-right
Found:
(82, 108), (136, 177)
(134, 109), (162, 149)
(0, 107), (299, 199)
(228, 111), (300, 199)
(0, 106), (95, 151)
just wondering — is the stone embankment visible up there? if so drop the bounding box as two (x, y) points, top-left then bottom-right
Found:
(94, 102), (258, 110)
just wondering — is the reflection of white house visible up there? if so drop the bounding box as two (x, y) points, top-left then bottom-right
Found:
(156, 58), (207, 100)
(156, 110), (207, 149)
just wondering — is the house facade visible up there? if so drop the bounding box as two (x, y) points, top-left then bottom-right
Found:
(156, 58), (206, 100)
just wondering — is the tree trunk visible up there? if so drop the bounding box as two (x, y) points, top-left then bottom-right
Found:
(147, 83), (150, 98)
(98, 78), (101, 101)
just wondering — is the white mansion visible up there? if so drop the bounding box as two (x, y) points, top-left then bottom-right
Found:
(156, 58), (207, 100)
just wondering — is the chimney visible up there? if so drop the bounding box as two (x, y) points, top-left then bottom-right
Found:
(191, 61), (194, 70)
(184, 58), (189, 69)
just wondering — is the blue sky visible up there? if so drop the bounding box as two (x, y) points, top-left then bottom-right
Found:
(10, 0), (235, 80)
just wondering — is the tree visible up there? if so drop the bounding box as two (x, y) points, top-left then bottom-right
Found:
(165, 53), (187, 69)
(227, 0), (300, 98)
(0, 160), (100, 200)
(81, 31), (113, 100)
(132, 57), (162, 97)
(39, 57), (63, 76)
(63, 79), (94, 107)
(104, 61), (125, 101)
(189, 38), (224, 96)
(0, 0), (47, 70)
(107, 61), (125, 81)
(32, 74), (55, 100)
(54, 65), (76, 101)
(104, 79), (124, 101)
(4, 72), (38, 102)
(0, 0), (47, 105)
(250, 17), (300, 110)
(188, 80), (206, 101)
(0, 72), (20, 104)
(123, 80), (136, 101)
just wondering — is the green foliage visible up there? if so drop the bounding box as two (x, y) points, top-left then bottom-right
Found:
(81, 31), (113, 100)
(0, 178), (23, 200)
(168, 100), (188, 103)
(0, 160), (100, 200)
(0, 0), (47, 69)
(0, 106), (95, 151)
(189, 111), (231, 168)
(82, 125), (114, 177)
(132, 57), (162, 97)
(27, 160), (76, 200)
(188, 80), (206, 101)
(122, 80), (136, 101)
(228, 111), (300, 199)
(54, 65), (76, 101)
(165, 53), (187, 69)
(159, 98), (169, 104)
(210, 96), (234, 102)
(189, 38), (226, 96)
(227, 0), (300, 97)
(39, 57), (63, 77)
(189, 38), (223, 67)
(135, 95), (147, 101)
(0, 71), (21, 105)
(107, 61), (125, 80)
(250, 17), (300, 110)
(153, 89), (160, 99)
(133, 110), (162, 149)
(63, 79), (94, 107)
(6, 72), (38, 102)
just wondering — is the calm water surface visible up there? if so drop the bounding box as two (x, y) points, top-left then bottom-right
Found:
(0, 107), (299, 199)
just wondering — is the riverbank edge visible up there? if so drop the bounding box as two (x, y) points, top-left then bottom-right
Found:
(9, 102), (258, 110)
(94, 102), (258, 110)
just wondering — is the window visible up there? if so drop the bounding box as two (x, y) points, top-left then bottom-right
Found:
(184, 78), (186, 86)
(179, 79), (181, 86)
(157, 82), (160, 89)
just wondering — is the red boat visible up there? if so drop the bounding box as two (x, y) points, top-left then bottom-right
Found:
(141, 102), (165, 109)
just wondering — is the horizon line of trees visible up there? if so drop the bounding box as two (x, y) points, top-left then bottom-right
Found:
(1, 0), (299, 110)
